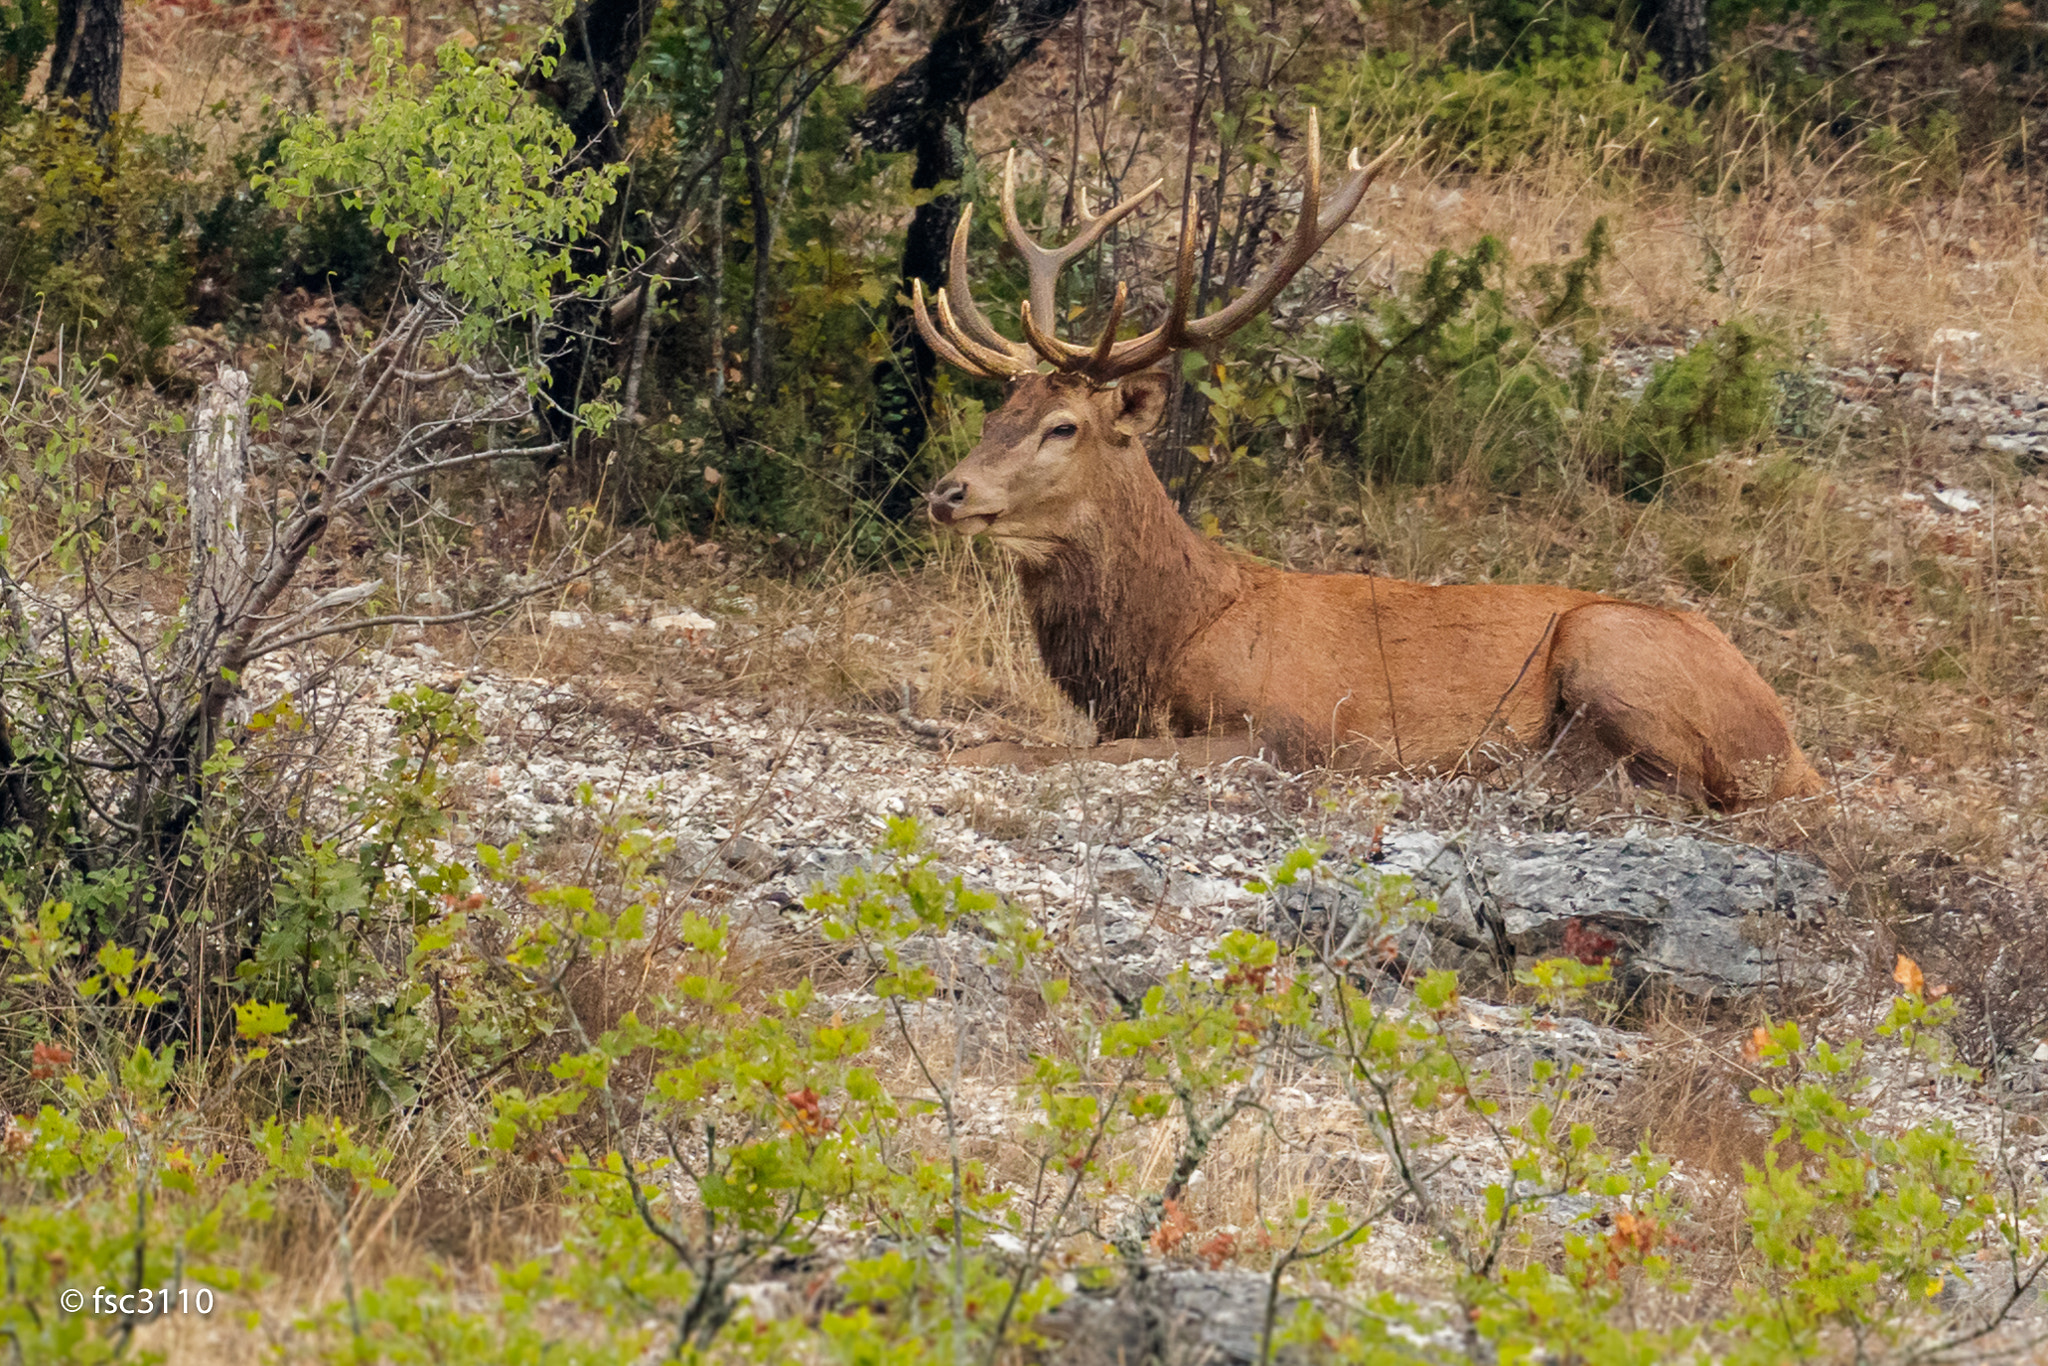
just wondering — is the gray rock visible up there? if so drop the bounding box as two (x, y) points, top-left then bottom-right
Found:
(1278, 830), (1836, 1000)
(1036, 1268), (1312, 1365)
(1090, 846), (1164, 900)
(787, 845), (866, 884)
(721, 834), (787, 878)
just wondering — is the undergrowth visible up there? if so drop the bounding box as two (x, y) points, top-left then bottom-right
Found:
(3, 793), (2042, 1364)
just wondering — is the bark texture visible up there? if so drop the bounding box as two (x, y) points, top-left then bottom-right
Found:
(1638, 0), (1710, 87)
(46, 0), (121, 127)
(186, 366), (251, 628)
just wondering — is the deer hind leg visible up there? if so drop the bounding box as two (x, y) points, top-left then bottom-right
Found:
(1549, 603), (1824, 811)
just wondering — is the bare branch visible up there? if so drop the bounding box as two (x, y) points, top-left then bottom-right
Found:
(343, 441), (566, 507)
(244, 540), (631, 659)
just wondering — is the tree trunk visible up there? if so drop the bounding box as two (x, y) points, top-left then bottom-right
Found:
(157, 365), (251, 850)
(862, 116), (966, 522)
(538, 0), (658, 169)
(186, 365), (251, 631)
(1637, 0), (1709, 89)
(46, 0), (121, 127)
(533, 0), (658, 451)
(855, 0), (1084, 525)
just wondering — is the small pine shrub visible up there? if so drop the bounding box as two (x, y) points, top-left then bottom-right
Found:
(1612, 319), (1783, 497)
(1311, 220), (1611, 488)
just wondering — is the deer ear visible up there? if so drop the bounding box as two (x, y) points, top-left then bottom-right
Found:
(1110, 372), (1169, 436)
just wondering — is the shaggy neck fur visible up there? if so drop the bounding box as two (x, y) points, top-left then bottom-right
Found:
(1014, 457), (1246, 739)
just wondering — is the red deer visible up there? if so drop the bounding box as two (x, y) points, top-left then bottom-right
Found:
(915, 116), (1824, 810)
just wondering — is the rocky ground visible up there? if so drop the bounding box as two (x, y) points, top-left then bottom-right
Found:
(270, 619), (2048, 1360)
(217, 350), (2048, 1362)
(1607, 331), (2048, 476)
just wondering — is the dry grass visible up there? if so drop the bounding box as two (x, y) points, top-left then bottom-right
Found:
(971, 9), (2048, 377)
(1304, 160), (2048, 377)
(122, 0), (552, 129)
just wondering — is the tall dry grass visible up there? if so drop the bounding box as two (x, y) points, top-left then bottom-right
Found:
(1318, 157), (2048, 377)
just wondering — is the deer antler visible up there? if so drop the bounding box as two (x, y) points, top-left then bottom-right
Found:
(911, 159), (1162, 379)
(912, 111), (1404, 385)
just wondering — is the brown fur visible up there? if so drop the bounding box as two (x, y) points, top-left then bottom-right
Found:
(930, 373), (1824, 810)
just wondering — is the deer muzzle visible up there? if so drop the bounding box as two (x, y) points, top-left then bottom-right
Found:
(926, 478), (991, 532)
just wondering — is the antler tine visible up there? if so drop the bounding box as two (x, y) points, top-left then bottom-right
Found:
(1082, 114), (1401, 382)
(911, 279), (1017, 380)
(1000, 150), (1164, 365)
(1072, 150), (1206, 381)
(1317, 135), (1406, 237)
(934, 285), (1036, 377)
(1179, 109), (1363, 347)
(944, 205), (1035, 363)
(1017, 299), (1067, 367)
(1086, 281), (1128, 372)
(914, 118), (1405, 388)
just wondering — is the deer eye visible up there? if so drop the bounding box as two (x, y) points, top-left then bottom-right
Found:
(1045, 423), (1079, 440)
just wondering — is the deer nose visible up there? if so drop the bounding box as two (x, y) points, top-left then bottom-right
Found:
(927, 479), (968, 523)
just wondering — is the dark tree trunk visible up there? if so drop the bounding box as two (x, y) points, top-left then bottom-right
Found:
(46, 0), (121, 128)
(532, 0), (658, 449)
(862, 115), (966, 522)
(0, 703), (49, 846)
(1637, 0), (1710, 88)
(854, 0), (1084, 524)
(538, 0), (659, 169)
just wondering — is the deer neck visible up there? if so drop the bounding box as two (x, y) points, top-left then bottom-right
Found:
(1013, 464), (1242, 740)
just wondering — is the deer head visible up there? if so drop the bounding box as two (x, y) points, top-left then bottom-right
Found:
(922, 112), (1400, 554)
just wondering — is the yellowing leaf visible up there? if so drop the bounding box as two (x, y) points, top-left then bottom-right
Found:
(1894, 954), (1925, 998)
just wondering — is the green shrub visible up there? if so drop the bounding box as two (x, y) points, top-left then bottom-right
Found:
(0, 901), (272, 1366)
(5, 816), (2043, 1364)
(0, 111), (195, 361)
(1310, 220), (1610, 488)
(1612, 319), (1782, 496)
(0, 0), (51, 118)
(189, 124), (401, 323)
(260, 27), (626, 357)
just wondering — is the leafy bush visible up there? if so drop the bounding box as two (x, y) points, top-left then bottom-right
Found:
(0, 111), (196, 361)
(1, 22), (623, 1089)
(189, 124), (401, 323)
(241, 687), (495, 1111)
(8, 818), (2041, 1364)
(0, 0), (50, 118)
(0, 905), (272, 1365)
(260, 27), (625, 357)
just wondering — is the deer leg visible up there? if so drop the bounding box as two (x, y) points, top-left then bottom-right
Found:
(948, 732), (1271, 773)
(1550, 602), (1823, 811)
